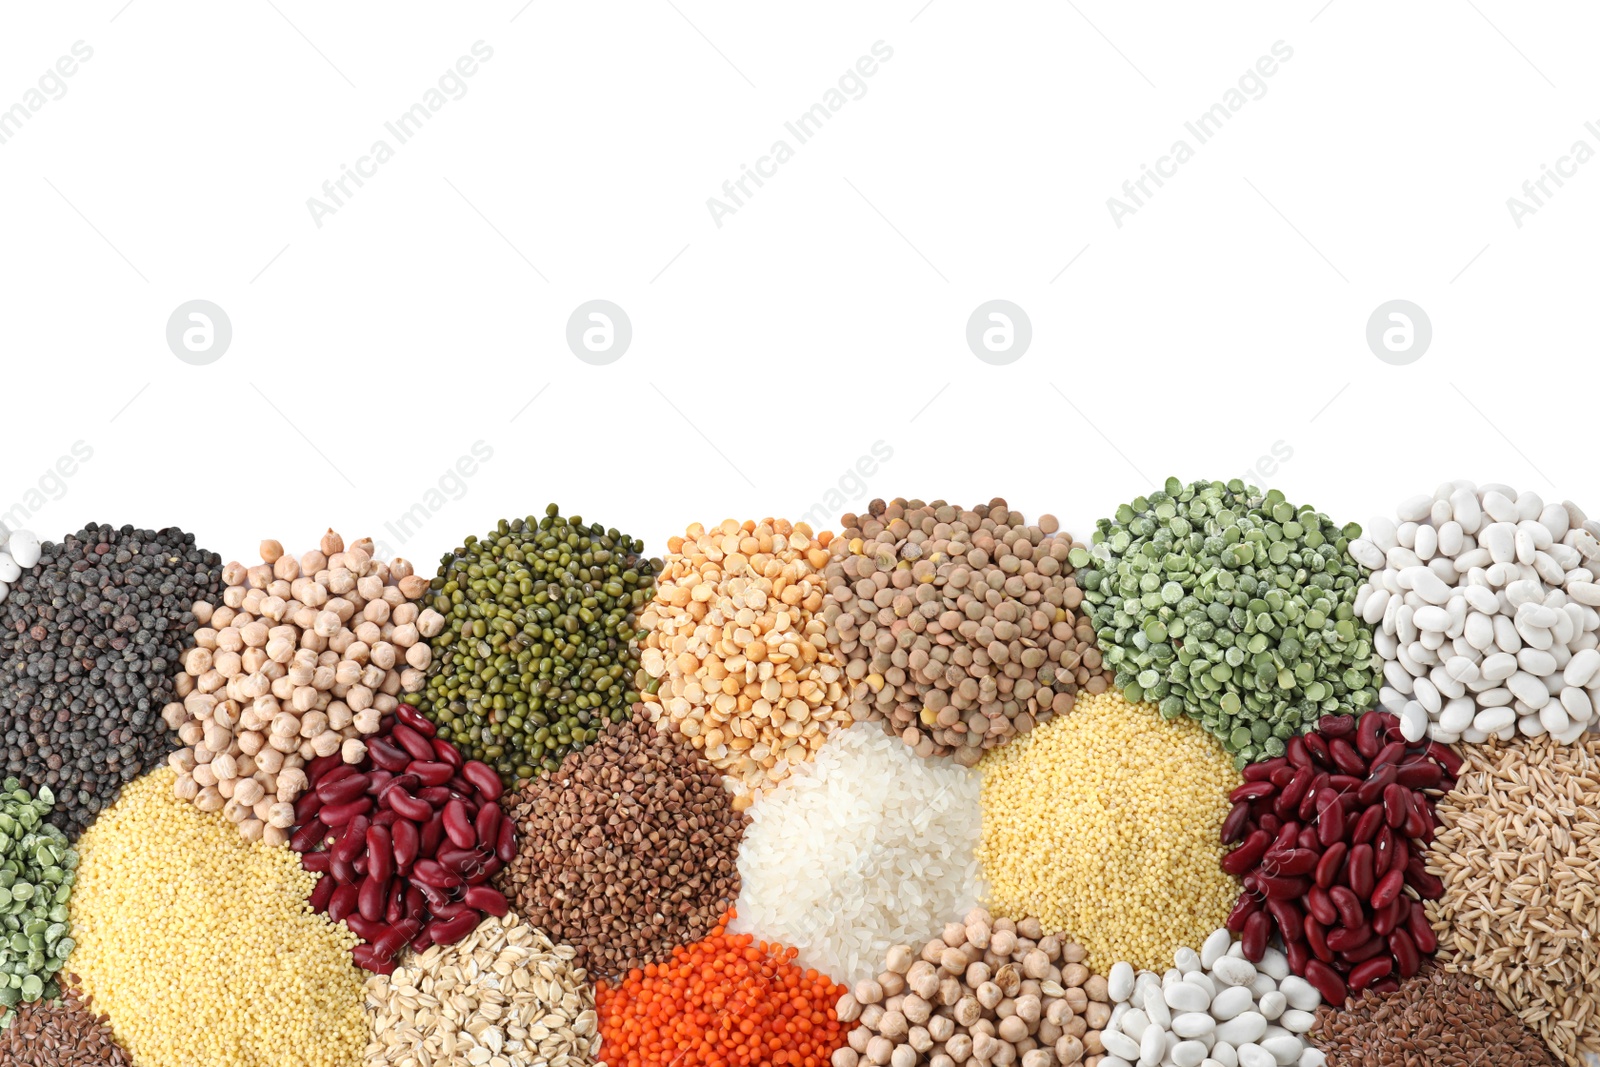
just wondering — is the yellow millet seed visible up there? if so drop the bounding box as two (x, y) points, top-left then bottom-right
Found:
(977, 689), (1241, 973)
(69, 767), (367, 1067)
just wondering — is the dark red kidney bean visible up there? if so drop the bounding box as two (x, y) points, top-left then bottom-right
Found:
(320, 797), (373, 829)
(412, 859), (463, 889)
(1319, 714), (1357, 737)
(1395, 758), (1443, 789)
(1408, 903), (1438, 953)
(1269, 765), (1297, 789)
(461, 761), (504, 802)
(317, 763), (359, 788)
(1328, 774), (1363, 792)
(372, 809), (399, 830)
(1318, 800), (1346, 848)
(463, 885), (509, 917)
(1375, 711), (1400, 733)
(1390, 837), (1410, 876)
(1356, 712), (1384, 759)
(429, 899), (475, 920)
(364, 770), (394, 796)
(421, 812), (446, 858)
(1281, 767), (1314, 809)
(1370, 741), (1406, 771)
(359, 874), (389, 923)
(1375, 826), (1396, 877)
(1330, 885), (1365, 929)
(316, 774), (370, 805)
(427, 911), (481, 947)
(1348, 844), (1376, 899)
(1373, 895), (1404, 937)
(1406, 857), (1445, 901)
(366, 737), (410, 772)
(385, 880), (405, 925)
(495, 818), (516, 865)
(1284, 937), (1310, 976)
(1221, 802), (1252, 845)
(330, 855), (357, 886)
(1304, 733), (1334, 769)
(1226, 892), (1263, 933)
(1383, 783), (1411, 829)
(1356, 764), (1397, 807)
(436, 846), (480, 874)
(377, 774), (421, 807)
(1348, 955), (1393, 992)
(328, 883), (360, 922)
(1403, 797), (1430, 840)
(446, 777), (476, 799)
(291, 821), (327, 853)
(353, 854), (368, 877)
(1296, 830), (1319, 852)
(294, 790), (326, 824)
(1331, 738), (1367, 775)
(408, 761), (454, 787)
(411, 928), (434, 954)
(387, 790), (432, 822)
(465, 857), (501, 886)
(309, 875), (335, 911)
(1241, 911), (1270, 962)
(366, 824), (393, 885)
(391, 723), (435, 762)
(1326, 925), (1371, 953)
(1315, 842), (1347, 889)
(404, 884), (425, 919)
(1305, 917), (1333, 964)
(1369, 978), (1401, 995)
(1231, 781), (1276, 803)
(1264, 849), (1319, 877)
(1306, 885), (1338, 926)
(1297, 781), (1322, 822)
(1272, 821), (1301, 854)
(391, 819), (420, 870)
(352, 944), (397, 975)
(1426, 741), (1464, 776)
(1353, 806), (1385, 846)
(1339, 935), (1388, 965)
(1372, 868), (1405, 910)
(373, 918), (423, 959)
(395, 703), (437, 737)
(1260, 874), (1309, 901)
(1267, 898), (1303, 943)
(1257, 812), (1283, 836)
(307, 752), (345, 782)
(1306, 960), (1348, 1007)
(417, 786), (457, 808)
(474, 801), (501, 848)
(1286, 735), (1311, 769)
(431, 738), (464, 769)
(302, 850), (333, 874)
(416, 880), (452, 911)
(333, 817), (370, 864)
(1223, 831), (1273, 875)
(1242, 762), (1276, 784)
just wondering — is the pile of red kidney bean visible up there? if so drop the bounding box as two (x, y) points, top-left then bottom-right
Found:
(1219, 710), (1459, 1007)
(290, 705), (515, 974)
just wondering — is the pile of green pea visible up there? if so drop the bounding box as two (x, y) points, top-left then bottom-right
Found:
(0, 780), (76, 1027)
(401, 505), (658, 787)
(1073, 477), (1378, 766)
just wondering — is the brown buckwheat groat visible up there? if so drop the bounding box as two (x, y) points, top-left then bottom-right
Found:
(496, 710), (747, 979)
(821, 497), (1112, 765)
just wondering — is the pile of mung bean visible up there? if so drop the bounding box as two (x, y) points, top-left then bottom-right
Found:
(404, 507), (658, 787)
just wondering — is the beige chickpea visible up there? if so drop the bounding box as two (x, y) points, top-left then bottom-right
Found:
(1082, 1002), (1110, 1031)
(177, 721), (206, 748)
(173, 773), (200, 801)
(928, 1015), (955, 1043)
(310, 731), (342, 758)
(289, 686), (317, 714)
(416, 608), (445, 638)
(967, 961), (992, 988)
(865, 1037), (894, 1067)
(833, 1049), (861, 1067)
(210, 753), (239, 781)
(854, 979), (884, 1006)
(353, 621), (382, 647)
(266, 802), (296, 829)
(404, 643), (432, 670)
(890, 1046), (917, 1067)
(194, 786), (224, 812)
(221, 797), (246, 823)
(352, 708), (381, 734)
(191, 761), (218, 789)
(1063, 988), (1087, 1014)
(359, 663), (384, 690)
(346, 685), (374, 713)
(859, 1004), (884, 1031)
(399, 667), (427, 692)
(946, 1035), (973, 1065)
(397, 574), (429, 599)
(333, 660), (362, 687)
(877, 1010), (908, 1040)
(879, 971), (907, 998)
(1023, 950), (1051, 980)
(369, 641), (397, 671)
(848, 1029), (871, 1055)
(168, 749), (197, 775)
(233, 754), (256, 779)
(340, 737), (367, 764)
(1082, 975), (1108, 1004)
(267, 732), (300, 755)
(939, 977), (963, 1008)
(269, 674), (295, 702)
(233, 778), (266, 808)
(275, 767), (308, 800)
(254, 746), (285, 775)
(298, 710), (329, 738)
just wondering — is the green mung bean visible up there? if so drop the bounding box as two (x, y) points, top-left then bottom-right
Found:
(0, 780), (77, 1030)
(403, 505), (658, 787)
(1074, 477), (1377, 765)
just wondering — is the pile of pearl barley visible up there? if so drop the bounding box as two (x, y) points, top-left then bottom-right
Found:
(821, 497), (1111, 766)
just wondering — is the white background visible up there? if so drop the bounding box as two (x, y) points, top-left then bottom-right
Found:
(0, 1), (1593, 572)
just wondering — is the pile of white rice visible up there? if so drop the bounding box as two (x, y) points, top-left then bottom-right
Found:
(729, 723), (985, 984)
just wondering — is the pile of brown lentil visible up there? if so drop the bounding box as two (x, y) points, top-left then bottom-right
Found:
(1311, 964), (1560, 1067)
(497, 709), (747, 979)
(821, 497), (1111, 766)
(0, 976), (132, 1067)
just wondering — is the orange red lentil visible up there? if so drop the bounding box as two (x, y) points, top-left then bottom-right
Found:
(597, 910), (849, 1067)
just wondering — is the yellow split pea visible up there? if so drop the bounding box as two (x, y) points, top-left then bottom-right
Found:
(69, 767), (367, 1067)
(978, 690), (1241, 973)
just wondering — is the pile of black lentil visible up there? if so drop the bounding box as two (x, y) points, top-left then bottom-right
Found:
(403, 505), (658, 788)
(0, 524), (222, 837)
